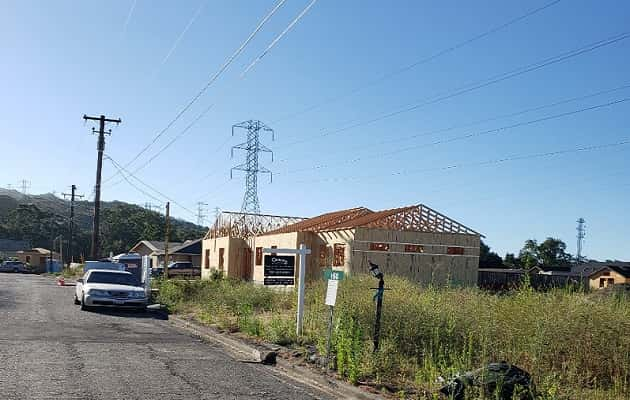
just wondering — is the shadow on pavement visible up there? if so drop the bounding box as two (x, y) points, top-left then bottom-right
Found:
(88, 307), (169, 320)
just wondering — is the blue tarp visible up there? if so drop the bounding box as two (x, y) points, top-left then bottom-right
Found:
(46, 260), (62, 273)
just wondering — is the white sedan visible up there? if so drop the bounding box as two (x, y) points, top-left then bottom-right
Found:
(74, 269), (148, 311)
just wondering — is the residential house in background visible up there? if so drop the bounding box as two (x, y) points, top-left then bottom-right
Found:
(202, 204), (482, 287)
(129, 239), (202, 267)
(588, 264), (630, 290)
(15, 248), (60, 273)
(152, 239), (203, 267)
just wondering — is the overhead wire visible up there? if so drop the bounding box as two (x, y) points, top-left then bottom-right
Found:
(106, 102), (216, 188)
(270, 0), (563, 124)
(280, 97), (630, 176)
(242, 0), (319, 77)
(104, 0), (288, 183)
(289, 138), (630, 185)
(280, 31), (630, 148)
(105, 155), (198, 217)
(121, 0), (138, 37)
(152, 0), (208, 78)
(276, 82), (630, 164)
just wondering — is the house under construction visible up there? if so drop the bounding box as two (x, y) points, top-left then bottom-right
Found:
(201, 204), (482, 286)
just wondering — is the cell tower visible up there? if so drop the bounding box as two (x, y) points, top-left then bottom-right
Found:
(197, 202), (208, 225)
(230, 120), (274, 214)
(576, 218), (586, 263)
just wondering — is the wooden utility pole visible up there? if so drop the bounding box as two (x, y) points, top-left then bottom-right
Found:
(83, 114), (121, 260)
(164, 202), (170, 279)
(62, 185), (84, 265)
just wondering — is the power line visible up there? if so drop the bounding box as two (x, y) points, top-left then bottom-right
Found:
(270, 0), (563, 124)
(281, 97), (630, 176)
(281, 31), (630, 147)
(105, 0), (288, 182)
(152, 0), (208, 77)
(121, 0), (138, 37)
(289, 138), (630, 185)
(242, 0), (319, 77)
(105, 155), (197, 218)
(195, 179), (232, 203)
(106, 103), (215, 188)
(277, 82), (630, 164)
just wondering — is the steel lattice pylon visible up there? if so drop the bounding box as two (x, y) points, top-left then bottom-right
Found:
(231, 120), (274, 214)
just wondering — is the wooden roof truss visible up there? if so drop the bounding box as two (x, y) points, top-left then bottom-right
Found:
(356, 204), (481, 236)
(205, 211), (306, 239)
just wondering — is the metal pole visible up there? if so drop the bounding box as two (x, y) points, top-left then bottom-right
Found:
(325, 305), (334, 370)
(296, 243), (307, 336)
(373, 276), (384, 352)
(164, 202), (170, 279)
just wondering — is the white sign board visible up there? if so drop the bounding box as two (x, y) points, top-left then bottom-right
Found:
(325, 279), (339, 306)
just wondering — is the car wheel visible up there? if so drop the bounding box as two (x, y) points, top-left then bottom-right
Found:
(80, 294), (90, 311)
(74, 294), (81, 305)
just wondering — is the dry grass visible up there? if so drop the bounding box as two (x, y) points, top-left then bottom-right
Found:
(156, 275), (630, 399)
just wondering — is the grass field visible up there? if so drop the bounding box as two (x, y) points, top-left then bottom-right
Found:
(156, 275), (630, 399)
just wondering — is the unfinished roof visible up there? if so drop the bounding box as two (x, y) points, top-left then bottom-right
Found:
(262, 204), (481, 236)
(205, 211), (306, 239)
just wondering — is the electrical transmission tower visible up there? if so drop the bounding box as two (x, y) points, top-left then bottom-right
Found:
(144, 202), (161, 213)
(197, 202), (208, 225)
(19, 179), (31, 194)
(576, 218), (586, 264)
(230, 120), (274, 214)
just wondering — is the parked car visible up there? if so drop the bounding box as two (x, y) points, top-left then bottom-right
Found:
(152, 261), (201, 278)
(0, 260), (27, 273)
(74, 269), (148, 311)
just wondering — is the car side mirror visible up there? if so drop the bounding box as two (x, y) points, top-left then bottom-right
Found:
(77, 278), (84, 283)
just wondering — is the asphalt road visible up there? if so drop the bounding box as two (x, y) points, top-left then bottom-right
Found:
(0, 274), (334, 400)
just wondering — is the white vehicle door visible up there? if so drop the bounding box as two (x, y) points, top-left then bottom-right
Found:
(76, 272), (87, 299)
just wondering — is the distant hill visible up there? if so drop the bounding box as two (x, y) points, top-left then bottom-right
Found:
(0, 188), (207, 258)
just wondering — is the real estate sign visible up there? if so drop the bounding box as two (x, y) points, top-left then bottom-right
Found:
(264, 255), (295, 285)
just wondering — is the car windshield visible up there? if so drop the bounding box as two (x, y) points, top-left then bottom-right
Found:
(87, 272), (139, 286)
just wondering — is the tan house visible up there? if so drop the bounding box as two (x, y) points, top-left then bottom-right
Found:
(202, 204), (482, 287)
(16, 248), (60, 272)
(129, 239), (202, 267)
(589, 265), (630, 290)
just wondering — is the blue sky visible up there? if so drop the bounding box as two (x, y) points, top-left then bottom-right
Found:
(1, 0), (629, 260)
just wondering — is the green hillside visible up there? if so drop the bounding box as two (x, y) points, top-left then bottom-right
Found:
(0, 189), (207, 260)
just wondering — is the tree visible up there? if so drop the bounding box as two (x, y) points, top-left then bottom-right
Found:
(537, 237), (571, 267)
(503, 253), (520, 268)
(479, 240), (503, 268)
(517, 238), (572, 269)
(518, 239), (539, 269)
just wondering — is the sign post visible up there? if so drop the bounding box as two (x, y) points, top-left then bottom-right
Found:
(324, 276), (340, 371)
(263, 244), (311, 336)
